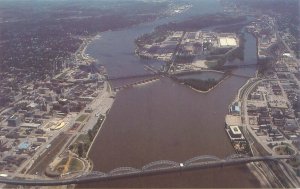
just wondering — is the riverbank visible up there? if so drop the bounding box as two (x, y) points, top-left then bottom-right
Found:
(81, 76), (261, 188)
(171, 70), (229, 93)
(45, 82), (115, 179)
(86, 115), (107, 158)
(75, 34), (101, 65)
(181, 75), (230, 94)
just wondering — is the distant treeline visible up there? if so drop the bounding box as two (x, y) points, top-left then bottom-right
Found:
(238, 0), (299, 58)
(0, 1), (169, 106)
(136, 13), (247, 47)
(156, 13), (247, 32)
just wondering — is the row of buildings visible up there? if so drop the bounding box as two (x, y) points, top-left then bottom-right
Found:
(0, 63), (105, 173)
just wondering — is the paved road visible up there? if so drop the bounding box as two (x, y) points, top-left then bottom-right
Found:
(27, 133), (72, 175)
(81, 81), (114, 134)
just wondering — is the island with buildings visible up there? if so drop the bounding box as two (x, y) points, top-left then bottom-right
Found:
(0, 0), (299, 188)
(135, 14), (244, 92)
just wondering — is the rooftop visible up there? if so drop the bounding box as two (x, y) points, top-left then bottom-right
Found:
(229, 126), (242, 135)
(219, 37), (237, 47)
(18, 142), (31, 150)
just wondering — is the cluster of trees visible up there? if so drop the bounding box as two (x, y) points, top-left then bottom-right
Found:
(210, 35), (245, 69)
(209, 48), (232, 56)
(0, 1), (168, 96)
(135, 30), (170, 48)
(156, 13), (247, 32)
(257, 58), (274, 76)
(70, 115), (105, 158)
(181, 78), (218, 91)
(174, 55), (195, 63)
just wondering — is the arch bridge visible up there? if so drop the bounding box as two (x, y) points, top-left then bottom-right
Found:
(0, 154), (296, 186)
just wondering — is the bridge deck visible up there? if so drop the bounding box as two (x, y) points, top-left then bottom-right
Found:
(0, 155), (293, 186)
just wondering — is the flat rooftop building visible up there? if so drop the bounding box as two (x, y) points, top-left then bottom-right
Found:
(7, 115), (21, 127)
(20, 122), (41, 129)
(229, 126), (242, 138)
(219, 37), (238, 47)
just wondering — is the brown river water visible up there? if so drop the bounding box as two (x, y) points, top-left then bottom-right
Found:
(78, 0), (262, 186)
(79, 73), (261, 188)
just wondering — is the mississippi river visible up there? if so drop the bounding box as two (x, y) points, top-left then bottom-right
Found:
(80, 0), (262, 187)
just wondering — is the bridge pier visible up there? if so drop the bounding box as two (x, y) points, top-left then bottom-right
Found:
(112, 76), (160, 92)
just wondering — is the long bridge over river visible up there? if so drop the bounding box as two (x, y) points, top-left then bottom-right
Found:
(0, 154), (296, 186)
(107, 64), (256, 91)
(107, 63), (257, 82)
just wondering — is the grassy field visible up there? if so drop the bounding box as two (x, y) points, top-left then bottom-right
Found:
(70, 115), (105, 158)
(76, 114), (88, 122)
(205, 60), (219, 68)
(274, 145), (295, 155)
(55, 157), (84, 174)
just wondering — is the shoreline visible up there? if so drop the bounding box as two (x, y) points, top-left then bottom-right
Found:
(247, 163), (272, 187)
(183, 75), (230, 94)
(75, 33), (101, 65)
(45, 33), (113, 178)
(85, 82), (115, 159)
(86, 114), (108, 158)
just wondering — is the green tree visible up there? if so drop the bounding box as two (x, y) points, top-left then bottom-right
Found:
(77, 142), (84, 158)
(88, 129), (94, 141)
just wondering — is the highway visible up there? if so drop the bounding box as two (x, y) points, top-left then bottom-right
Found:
(0, 155), (294, 186)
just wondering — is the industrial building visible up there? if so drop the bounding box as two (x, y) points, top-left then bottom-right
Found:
(219, 37), (238, 48)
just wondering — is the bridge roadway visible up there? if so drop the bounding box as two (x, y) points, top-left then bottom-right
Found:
(219, 63), (257, 70)
(107, 63), (257, 81)
(107, 73), (163, 81)
(0, 155), (294, 186)
(110, 71), (252, 92)
(106, 63), (257, 89)
(112, 76), (161, 91)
